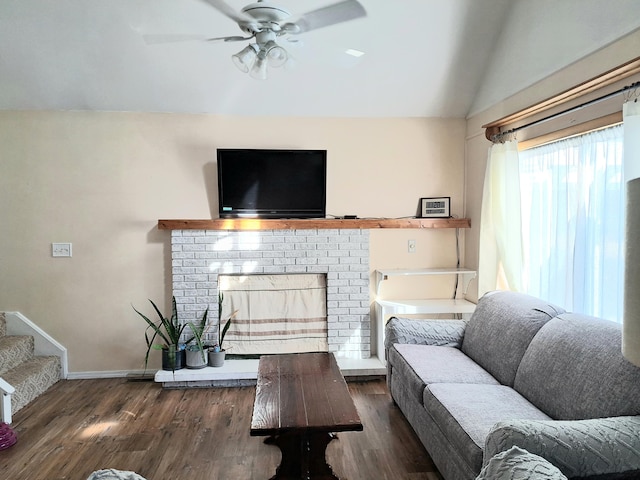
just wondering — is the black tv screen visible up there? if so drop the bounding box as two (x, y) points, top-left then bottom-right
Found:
(217, 149), (327, 219)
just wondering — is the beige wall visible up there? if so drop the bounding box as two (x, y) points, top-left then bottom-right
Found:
(464, 29), (640, 302)
(0, 111), (466, 374)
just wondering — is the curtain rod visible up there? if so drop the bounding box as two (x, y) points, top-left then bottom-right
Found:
(491, 80), (640, 143)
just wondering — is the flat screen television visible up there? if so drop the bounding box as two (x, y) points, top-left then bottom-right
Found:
(217, 148), (327, 219)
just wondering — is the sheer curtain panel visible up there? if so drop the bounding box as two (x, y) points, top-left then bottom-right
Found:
(478, 140), (524, 296)
(623, 99), (640, 366)
(519, 126), (625, 320)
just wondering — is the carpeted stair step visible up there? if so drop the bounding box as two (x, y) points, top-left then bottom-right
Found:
(0, 312), (6, 337)
(0, 335), (34, 376)
(2, 356), (61, 413)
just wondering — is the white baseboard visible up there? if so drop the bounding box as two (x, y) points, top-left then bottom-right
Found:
(66, 370), (149, 380)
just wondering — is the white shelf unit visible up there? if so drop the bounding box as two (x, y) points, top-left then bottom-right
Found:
(375, 268), (477, 365)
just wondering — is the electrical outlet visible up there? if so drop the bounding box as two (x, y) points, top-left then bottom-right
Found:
(52, 243), (72, 257)
(408, 239), (416, 253)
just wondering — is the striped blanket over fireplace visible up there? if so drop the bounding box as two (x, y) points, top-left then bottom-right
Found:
(218, 273), (328, 355)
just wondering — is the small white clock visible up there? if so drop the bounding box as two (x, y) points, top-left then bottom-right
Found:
(419, 197), (450, 218)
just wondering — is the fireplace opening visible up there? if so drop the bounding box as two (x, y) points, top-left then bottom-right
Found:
(218, 273), (328, 356)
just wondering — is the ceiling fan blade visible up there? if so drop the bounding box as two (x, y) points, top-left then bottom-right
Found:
(143, 33), (250, 45)
(199, 0), (254, 24)
(291, 0), (366, 34)
(205, 35), (254, 43)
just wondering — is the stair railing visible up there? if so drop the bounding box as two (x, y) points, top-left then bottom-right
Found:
(0, 377), (15, 424)
(5, 312), (68, 378)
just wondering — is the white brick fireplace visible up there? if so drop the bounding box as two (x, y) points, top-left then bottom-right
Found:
(170, 228), (371, 360)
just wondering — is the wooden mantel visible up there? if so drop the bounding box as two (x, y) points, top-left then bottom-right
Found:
(158, 218), (471, 230)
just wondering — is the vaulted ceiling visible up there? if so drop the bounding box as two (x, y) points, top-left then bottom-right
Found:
(1, 0), (639, 118)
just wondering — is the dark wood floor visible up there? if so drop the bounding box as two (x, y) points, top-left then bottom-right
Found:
(0, 377), (443, 480)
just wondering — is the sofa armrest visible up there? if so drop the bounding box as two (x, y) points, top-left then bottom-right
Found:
(384, 317), (466, 350)
(484, 417), (640, 478)
(478, 446), (568, 480)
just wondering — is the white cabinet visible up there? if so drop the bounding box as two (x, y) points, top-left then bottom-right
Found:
(375, 268), (477, 364)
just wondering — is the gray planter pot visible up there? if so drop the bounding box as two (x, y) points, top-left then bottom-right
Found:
(185, 348), (207, 369)
(208, 349), (226, 367)
(161, 348), (185, 371)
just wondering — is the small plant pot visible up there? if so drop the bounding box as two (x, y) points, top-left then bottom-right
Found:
(208, 349), (226, 367)
(185, 347), (207, 369)
(161, 348), (186, 371)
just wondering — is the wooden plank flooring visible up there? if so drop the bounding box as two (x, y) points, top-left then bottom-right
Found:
(0, 378), (443, 480)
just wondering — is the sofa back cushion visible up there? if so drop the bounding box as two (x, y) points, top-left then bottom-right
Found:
(514, 314), (640, 419)
(461, 291), (564, 387)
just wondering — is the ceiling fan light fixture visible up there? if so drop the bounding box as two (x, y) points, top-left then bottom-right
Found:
(264, 41), (288, 68)
(231, 44), (259, 73)
(249, 51), (269, 80)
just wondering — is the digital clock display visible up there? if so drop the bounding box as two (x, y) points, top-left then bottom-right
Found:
(419, 197), (450, 218)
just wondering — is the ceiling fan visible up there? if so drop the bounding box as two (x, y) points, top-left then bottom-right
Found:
(198, 0), (367, 79)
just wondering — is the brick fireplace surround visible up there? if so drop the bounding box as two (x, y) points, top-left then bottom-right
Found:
(172, 227), (371, 358)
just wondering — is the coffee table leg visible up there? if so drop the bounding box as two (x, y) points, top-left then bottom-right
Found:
(268, 432), (339, 480)
(307, 432), (338, 479)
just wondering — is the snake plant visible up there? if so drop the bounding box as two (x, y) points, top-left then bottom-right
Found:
(133, 296), (188, 372)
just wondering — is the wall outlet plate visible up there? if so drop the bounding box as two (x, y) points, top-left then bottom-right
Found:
(52, 243), (72, 257)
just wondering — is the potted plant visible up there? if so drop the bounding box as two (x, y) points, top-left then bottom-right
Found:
(209, 292), (238, 367)
(185, 307), (210, 369)
(133, 296), (188, 372)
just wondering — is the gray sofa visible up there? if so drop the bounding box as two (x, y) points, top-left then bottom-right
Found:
(385, 291), (640, 480)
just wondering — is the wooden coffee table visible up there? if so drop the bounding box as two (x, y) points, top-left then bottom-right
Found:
(250, 352), (363, 480)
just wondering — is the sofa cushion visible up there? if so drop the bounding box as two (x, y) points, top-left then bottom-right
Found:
(389, 344), (500, 406)
(514, 313), (640, 420)
(461, 291), (564, 387)
(476, 446), (567, 480)
(424, 383), (552, 474)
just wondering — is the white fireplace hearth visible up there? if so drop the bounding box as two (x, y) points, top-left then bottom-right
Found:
(155, 227), (385, 386)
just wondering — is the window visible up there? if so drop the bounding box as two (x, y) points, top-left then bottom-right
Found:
(519, 125), (625, 321)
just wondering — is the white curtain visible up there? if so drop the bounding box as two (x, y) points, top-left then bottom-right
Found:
(623, 99), (640, 366)
(624, 100), (640, 181)
(519, 126), (625, 320)
(478, 140), (524, 296)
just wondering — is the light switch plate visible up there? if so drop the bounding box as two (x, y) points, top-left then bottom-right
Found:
(52, 243), (72, 257)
